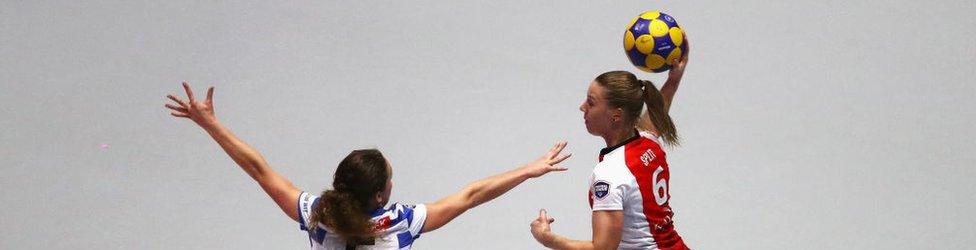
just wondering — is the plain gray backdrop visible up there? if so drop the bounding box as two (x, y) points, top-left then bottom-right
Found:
(2, 1), (974, 249)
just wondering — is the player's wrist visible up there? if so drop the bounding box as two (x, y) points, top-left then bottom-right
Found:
(199, 119), (223, 132)
(198, 117), (221, 129)
(517, 164), (538, 179)
(540, 231), (558, 248)
(666, 75), (682, 84)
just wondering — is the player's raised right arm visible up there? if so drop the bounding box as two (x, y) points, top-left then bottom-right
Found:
(660, 35), (689, 113)
(637, 36), (689, 133)
(420, 142), (572, 233)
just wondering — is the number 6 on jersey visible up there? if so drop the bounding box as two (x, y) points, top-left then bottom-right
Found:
(652, 166), (669, 206)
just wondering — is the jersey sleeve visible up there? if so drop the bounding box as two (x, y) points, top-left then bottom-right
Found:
(403, 203), (428, 237)
(590, 172), (625, 211)
(297, 191), (319, 231)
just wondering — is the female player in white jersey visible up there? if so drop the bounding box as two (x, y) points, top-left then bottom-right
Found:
(529, 40), (691, 249)
(165, 83), (572, 249)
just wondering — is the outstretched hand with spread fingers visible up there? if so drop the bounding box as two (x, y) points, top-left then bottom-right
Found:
(523, 141), (572, 178)
(165, 81), (217, 128)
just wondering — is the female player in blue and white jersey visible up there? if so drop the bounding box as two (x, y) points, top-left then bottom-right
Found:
(165, 83), (571, 249)
(529, 40), (691, 250)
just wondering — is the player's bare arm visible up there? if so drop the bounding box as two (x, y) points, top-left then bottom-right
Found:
(530, 209), (624, 250)
(660, 35), (689, 112)
(166, 82), (302, 221)
(638, 36), (689, 133)
(421, 142), (572, 233)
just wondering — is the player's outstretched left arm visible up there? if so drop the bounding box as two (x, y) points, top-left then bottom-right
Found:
(165, 82), (302, 221)
(420, 142), (572, 233)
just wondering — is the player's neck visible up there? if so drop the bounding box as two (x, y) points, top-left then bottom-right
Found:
(603, 127), (637, 147)
(366, 200), (383, 213)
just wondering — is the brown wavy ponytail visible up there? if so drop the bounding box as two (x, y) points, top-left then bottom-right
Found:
(639, 79), (680, 146)
(307, 149), (390, 245)
(595, 71), (680, 146)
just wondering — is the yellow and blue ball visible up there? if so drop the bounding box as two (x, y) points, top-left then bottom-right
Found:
(623, 11), (686, 73)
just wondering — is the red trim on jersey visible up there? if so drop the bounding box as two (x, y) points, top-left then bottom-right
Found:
(588, 190), (594, 208)
(623, 137), (687, 250)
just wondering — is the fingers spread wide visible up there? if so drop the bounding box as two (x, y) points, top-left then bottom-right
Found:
(165, 103), (187, 112)
(551, 153), (572, 165)
(548, 141), (568, 158)
(182, 81), (195, 103)
(167, 94), (186, 107)
(206, 86), (214, 102)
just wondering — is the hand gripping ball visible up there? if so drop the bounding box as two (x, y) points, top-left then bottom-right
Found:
(623, 11), (686, 73)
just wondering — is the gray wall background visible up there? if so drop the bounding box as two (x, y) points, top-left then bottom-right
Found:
(2, 1), (974, 249)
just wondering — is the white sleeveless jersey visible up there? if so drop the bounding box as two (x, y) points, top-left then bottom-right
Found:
(588, 132), (688, 250)
(297, 192), (427, 250)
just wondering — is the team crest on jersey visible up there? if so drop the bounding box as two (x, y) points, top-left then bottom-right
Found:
(593, 181), (610, 199)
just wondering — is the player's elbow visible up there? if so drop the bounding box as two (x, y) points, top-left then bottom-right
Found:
(462, 183), (492, 210)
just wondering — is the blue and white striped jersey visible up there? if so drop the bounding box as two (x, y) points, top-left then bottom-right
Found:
(297, 192), (428, 250)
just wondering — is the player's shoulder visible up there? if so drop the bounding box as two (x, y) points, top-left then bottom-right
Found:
(591, 158), (636, 202)
(389, 202), (425, 212)
(637, 131), (667, 152)
(299, 191), (319, 203)
(383, 202), (427, 221)
(638, 130), (658, 141)
(593, 159), (635, 183)
(298, 191), (321, 213)
(374, 202), (427, 235)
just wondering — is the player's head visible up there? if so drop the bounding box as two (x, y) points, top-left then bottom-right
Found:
(580, 70), (679, 145)
(309, 149), (393, 244)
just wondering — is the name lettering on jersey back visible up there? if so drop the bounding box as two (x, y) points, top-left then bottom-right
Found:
(299, 193), (313, 226)
(640, 149), (656, 166)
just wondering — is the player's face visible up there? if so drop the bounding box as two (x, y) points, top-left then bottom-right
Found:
(580, 81), (613, 137)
